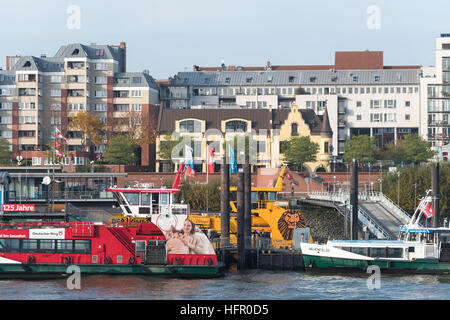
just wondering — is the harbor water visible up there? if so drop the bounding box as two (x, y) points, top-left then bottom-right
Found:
(1, 270), (450, 300)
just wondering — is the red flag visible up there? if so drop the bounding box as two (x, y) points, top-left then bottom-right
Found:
(55, 140), (62, 149)
(54, 149), (65, 158)
(207, 146), (215, 174)
(171, 163), (185, 190)
(185, 165), (196, 177)
(422, 203), (435, 219)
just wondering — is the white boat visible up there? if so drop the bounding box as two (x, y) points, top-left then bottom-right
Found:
(300, 190), (450, 273)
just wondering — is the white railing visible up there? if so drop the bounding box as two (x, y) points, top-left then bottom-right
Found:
(308, 191), (392, 239)
(377, 192), (413, 225)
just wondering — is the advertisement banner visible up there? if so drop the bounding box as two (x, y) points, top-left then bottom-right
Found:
(29, 228), (65, 239)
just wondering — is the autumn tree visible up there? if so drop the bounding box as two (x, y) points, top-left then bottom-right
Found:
(113, 109), (157, 146)
(69, 111), (105, 151)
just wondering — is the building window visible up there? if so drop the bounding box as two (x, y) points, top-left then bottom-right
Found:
(225, 120), (247, 132)
(356, 114), (362, 121)
(405, 114), (411, 121)
(179, 120), (202, 133)
(291, 123), (298, 136)
(405, 101), (410, 107)
(384, 100), (397, 108)
(356, 101), (362, 107)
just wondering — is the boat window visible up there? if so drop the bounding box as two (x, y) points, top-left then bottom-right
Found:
(56, 240), (73, 253)
(141, 193), (151, 206)
(408, 247), (415, 253)
(351, 247), (367, 256)
(268, 192), (276, 201)
(387, 248), (403, 258)
(160, 193), (169, 206)
(39, 240), (56, 252)
(6, 239), (20, 252)
(124, 193), (139, 206)
(22, 239), (38, 252)
(74, 240), (91, 254)
(251, 192), (258, 203)
(136, 240), (146, 252)
(339, 247), (351, 252)
(0, 239), (5, 251)
(369, 247), (387, 258)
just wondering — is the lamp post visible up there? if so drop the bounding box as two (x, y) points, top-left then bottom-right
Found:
(378, 177), (383, 194)
(397, 171), (400, 206)
(413, 182), (418, 210)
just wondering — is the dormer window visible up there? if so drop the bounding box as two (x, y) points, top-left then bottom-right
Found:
(23, 61), (31, 68)
(72, 49), (79, 55)
(267, 75), (273, 83)
(289, 76), (295, 83)
(309, 77), (316, 82)
(352, 75), (358, 82)
(374, 75), (380, 82)
(225, 77), (231, 84)
(246, 77), (253, 83)
(225, 120), (248, 132)
(95, 49), (104, 56)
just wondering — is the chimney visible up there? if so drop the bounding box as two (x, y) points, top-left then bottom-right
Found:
(266, 61), (272, 70)
(120, 42), (126, 72)
(228, 65), (236, 71)
(193, 65), (199, 71)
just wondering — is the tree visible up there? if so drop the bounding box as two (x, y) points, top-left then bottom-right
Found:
(158, 132), (184, 163)
(281, 136), (319, 171)
(69, 111), (105, 151)
(397, 134), (435, 166)
(0, 138), (11, 164)
(103, 135), (139, 165)
(113, 110), (157, 146)
(343, 135), (378, 165)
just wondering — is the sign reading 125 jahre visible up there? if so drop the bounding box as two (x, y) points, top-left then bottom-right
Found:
(2, 204), (35, 212)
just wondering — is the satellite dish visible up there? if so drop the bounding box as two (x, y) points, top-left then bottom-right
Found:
(42, 176), (51, 185)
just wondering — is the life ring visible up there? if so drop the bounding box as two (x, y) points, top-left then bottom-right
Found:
(128, 256), (136, 265)
(205, 257), (213, 265)
(63, 256), (71, 264)
(174, 257), (183, 265)
(104, 256), (112, 264)
(27, 255), (35, 264)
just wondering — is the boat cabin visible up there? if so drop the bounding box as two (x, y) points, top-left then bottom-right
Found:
(106, 187), (189, 232)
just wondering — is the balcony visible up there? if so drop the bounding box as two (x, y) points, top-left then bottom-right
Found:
(338, 134), (347, 141)
(338, 107), (347, 114)
(67, 61), (85, 70)
(113, 91), (129, 98)
(338, 120), (346, 128)
(18, 88), (36, 96)
(428, 120), (450, 127)
(68, 90), (85, 97)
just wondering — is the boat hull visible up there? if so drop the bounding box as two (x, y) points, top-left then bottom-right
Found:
(302, 254), (450, 274)
(0, 263), (224, 279)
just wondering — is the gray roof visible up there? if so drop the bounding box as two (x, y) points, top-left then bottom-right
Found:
(0, 71), (16, 85)
(54, 43), (122, 62)
(114, 72), (159, 90)
(170, 69), (421, 87)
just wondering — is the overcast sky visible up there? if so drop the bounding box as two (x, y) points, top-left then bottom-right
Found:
(1, 0), (449, 79)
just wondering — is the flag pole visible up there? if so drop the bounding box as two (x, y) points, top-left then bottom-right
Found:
(206, 144), (209, 214)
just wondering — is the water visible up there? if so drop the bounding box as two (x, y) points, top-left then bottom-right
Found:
(2, 270), (450, 300)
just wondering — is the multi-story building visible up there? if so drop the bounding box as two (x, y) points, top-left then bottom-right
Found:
(156, 102), (332, 173)
(421, 34), (450, 152)
(160, 51), (423, 160)
(0, 43), (159, 169)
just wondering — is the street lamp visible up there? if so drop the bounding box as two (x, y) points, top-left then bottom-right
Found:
(378, 177), (383, 194)
(413, 183), (418, 209)
(397, 171), (400, 206)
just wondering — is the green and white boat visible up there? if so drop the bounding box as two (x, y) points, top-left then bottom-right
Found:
(300, 191), (450, 274)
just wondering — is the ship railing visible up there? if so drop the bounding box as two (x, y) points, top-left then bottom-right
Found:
(170, 204), (189, 215)
(0, 221), (71, 230)
(375, 192), (412, 225)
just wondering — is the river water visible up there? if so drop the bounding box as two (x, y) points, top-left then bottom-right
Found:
(1, 270), (450, 300)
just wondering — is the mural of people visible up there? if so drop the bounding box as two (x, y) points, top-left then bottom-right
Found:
(165, 219), (215, 255)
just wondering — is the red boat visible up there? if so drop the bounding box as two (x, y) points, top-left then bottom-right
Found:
(0, 220), (223, 278)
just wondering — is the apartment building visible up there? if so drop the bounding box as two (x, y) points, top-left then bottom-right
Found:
(160, 51), (422, 160)
(420, 34), (450, 151)
(0, 43), (159, 169)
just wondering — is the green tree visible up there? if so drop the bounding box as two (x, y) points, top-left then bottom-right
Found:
(397, 134), (435, 166)
(0, 137), (12, 164)
(281, 136), (319, 171)
(343, 135), (378, 165)
(104, 135), (139, 165)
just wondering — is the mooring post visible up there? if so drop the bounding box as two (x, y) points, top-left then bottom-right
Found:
(237, 171), (246, 270)
(350, 159), (359, 240)
(244, 154), (252, 250)
(220, 156), (230, 247)
(432, 162), (440, 227)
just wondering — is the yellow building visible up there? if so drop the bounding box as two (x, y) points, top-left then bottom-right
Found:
(156, 104), (332, 172)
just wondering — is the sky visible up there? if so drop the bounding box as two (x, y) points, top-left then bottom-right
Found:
(0, 0), (449, 79)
